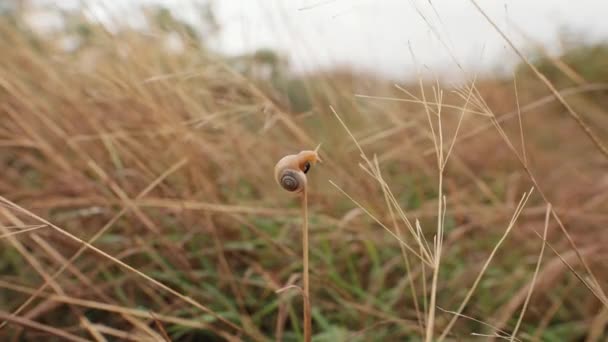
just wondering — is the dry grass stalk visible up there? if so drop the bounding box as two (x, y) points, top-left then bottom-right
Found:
(274, 147), (321, 342)
(509, 204), (551, 341)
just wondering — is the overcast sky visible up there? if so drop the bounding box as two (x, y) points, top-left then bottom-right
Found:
(36, 0), (608, 80)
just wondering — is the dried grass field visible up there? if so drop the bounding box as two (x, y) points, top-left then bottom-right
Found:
(1, 4), (608, 342)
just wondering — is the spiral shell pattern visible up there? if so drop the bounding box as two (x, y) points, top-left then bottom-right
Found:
(279, 169), (305, 192)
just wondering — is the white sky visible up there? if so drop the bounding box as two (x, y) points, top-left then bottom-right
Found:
(34, 0), (608, 80)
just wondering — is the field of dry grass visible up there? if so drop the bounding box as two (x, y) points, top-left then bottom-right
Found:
(1, 5), (608, 342)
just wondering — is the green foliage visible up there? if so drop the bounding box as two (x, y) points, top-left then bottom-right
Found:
(518, 40), (608, 84)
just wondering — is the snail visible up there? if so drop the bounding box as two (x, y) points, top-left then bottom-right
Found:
(274, 145), (321, 342)
(274, 148), (322, 193)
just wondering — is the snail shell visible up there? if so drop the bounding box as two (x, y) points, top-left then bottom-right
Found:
(274, 150), (321, 193)
(278, 168), (307, 193)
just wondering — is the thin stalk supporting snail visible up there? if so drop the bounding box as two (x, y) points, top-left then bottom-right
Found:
(274, 146), (321, 342)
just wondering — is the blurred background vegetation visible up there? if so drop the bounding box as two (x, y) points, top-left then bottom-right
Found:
(1, 2), (607, 341)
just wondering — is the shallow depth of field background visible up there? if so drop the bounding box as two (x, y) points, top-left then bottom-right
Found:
(1, 1), (608, 341)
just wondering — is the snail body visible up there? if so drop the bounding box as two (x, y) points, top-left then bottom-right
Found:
(274, 150), (321, 193)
